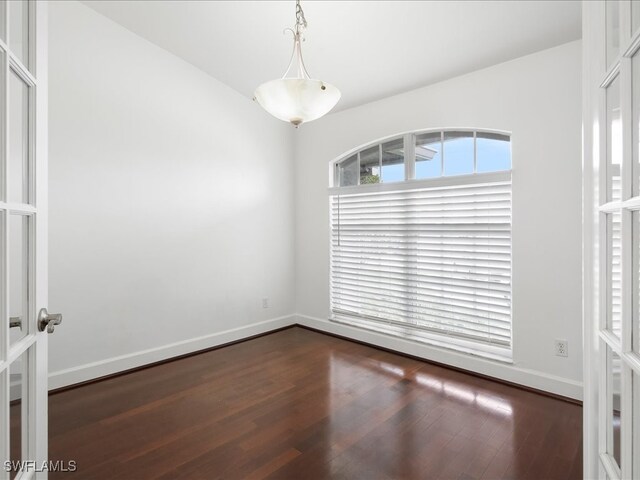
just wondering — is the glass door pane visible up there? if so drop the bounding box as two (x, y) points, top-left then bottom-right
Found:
(609, 211), (623, 338)
(8, 0), (29, 67)
(635, 211), (640, 353)
(634, 1), (640, 35)
(634, 371), (640, 479)
(9, 70), (29, 205)
(0, 2), (6, 43)
(9, 350), (28, 479)
(608, 76), (622, 202)
(608, 347), (622, 469)
(607, 0), (620, 68)
(634, 53), (640, 197)
(9, 215), (28, 347)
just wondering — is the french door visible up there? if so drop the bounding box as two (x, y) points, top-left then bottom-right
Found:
(584, 1), (640, 479)
(0, 1), (52, 479)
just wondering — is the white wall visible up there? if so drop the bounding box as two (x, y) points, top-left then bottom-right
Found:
(47, 1), (295, 388)
(294, 41), (583, 399)
(48, 2), (583, 400)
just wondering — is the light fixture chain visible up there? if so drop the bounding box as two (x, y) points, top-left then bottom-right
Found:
(295, 0), (307, 35)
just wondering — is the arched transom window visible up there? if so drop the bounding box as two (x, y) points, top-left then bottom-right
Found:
(334, 129), (511, 187)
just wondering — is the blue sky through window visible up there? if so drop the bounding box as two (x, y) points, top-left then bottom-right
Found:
(416, 156), (440, 178)
(444, 134), (474, 176)
(415, 132), (441, 179)
(477, 136), (511, 172)
(381, 163), (404, 182)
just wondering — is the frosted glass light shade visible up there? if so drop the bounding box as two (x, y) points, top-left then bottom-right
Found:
(254, 78), (340, 126)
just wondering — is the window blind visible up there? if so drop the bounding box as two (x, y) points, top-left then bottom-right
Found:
(330, 178), (512, 360)
(610, 211), (622, 336)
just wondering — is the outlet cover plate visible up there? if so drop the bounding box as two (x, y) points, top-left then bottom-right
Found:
(555, 339), (568, 357)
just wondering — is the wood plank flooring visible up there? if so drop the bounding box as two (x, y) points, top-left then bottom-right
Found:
(47, 327), (582, 479)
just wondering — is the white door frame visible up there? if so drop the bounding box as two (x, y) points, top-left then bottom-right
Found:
(583, 1), (640, 479)
(0, 1), (49, 479)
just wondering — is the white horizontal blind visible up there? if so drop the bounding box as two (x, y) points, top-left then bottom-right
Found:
(609, 172), (622, 337)
(330, 178), (512, 359)
(610, 211), (622, 337)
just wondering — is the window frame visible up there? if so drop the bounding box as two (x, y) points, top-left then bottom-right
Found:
(328, 128), (513, 361)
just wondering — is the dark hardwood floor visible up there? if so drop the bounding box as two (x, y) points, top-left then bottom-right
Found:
(47, 327), (582, 479)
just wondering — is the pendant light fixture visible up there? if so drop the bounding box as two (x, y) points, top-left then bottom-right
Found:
(254, 0), (340, 127)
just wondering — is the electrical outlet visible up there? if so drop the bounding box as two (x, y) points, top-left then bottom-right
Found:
(555, 339), (568, 357)
(262, 297), (269, 309)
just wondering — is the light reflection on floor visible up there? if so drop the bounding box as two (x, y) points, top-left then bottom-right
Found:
(323, 350), (520, 478)
(331, 353), (514, 418)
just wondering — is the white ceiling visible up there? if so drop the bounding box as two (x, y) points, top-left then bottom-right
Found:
(83, 1), (581, 111)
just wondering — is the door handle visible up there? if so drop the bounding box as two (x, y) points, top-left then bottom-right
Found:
(9, 317), (22, 329)
(38, 308), (62, 334)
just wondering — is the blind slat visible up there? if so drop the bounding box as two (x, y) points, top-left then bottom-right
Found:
(332, 269), (511, 293)
(332, 284), (511, 318)
(332, 276), (510, 303)
(332, 293), (511, 332)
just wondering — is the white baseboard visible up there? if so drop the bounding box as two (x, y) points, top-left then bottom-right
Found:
(49, 313), (582, 401)
(295, 314), (583, 401)
(48, 314), (296, 391)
